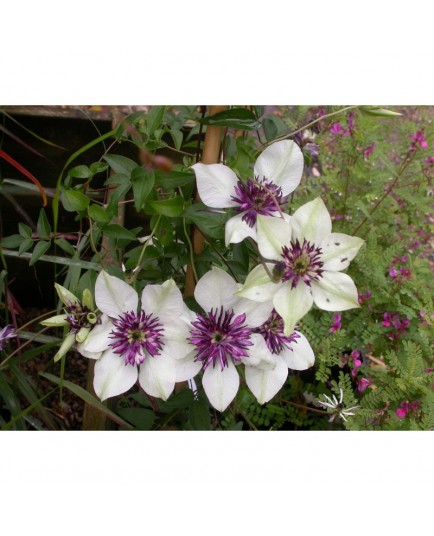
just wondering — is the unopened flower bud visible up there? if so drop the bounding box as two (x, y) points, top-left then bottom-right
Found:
(76, 327), (90, 343)
(54, 332), (76, 362)
(82, 288), (94, 311)
(40, 314), (69, 327)
(55, 283), (79, 307)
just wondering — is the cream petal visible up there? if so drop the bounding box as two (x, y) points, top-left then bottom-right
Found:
(273, 283), (313, 336)
(192, 163), (239, 208)
(194, 267), (239, 312)
(141, 279), (187, 323)
(291, 197), (332, 244)
(233, 298), (274, 329)
(81, 315), (113, 353)
(95, 270), (138, 318)
(254, 140), (304, 196)
(224, 213), (257, 246)
(138, 354), (177, 401)
(245, 355), (288, 405)
(320, 233), (364, 272)
(241, 333), (275, 370)
(162, 320), (194, 360)
(76, 342), (102, 360)
(311, 271), (360, 311)
(93, 349), (138, 401)
(174, 351), (203, 382)
(280, 331), (315, 370)
(257, 215), (291, 261)
(236, 263), (281, 303)
(202, 359), (239, 412)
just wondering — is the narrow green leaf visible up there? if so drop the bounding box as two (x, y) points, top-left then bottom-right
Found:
(103, 154), (137, 175)
(147, 106), (166, 136)
(170, 129), (183, 150)
(131, 167), (155, 212)
(200, 108), (262, 130)
(18, 223), (32, 238)
(37, 208), (51, 239)
(1, 248), (101, 270)
(183, 202), (228, 239)
(65, 189), (90, 211)
(103, 224), (138, 241)
(89, 162), (109, 175)
(68, 165), (91, 179)
(18, 238), (34, 255)
(154, 170), (195, 189)
(29, 240), (51, 265)
(0, 234), (23, 248)
(54, 238), (76, 256)
(0, 371), (25, 430)
(147, 196), (184, 217)
(360, 106), (402, 117)
(39, 372), (133, 429)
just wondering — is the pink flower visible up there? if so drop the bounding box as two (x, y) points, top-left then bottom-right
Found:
(396, 400), (420, 419)
(329, 313), (342, 334)
(357, 377), (371, 392)
(410, 130), (428, 151)
(424, 156), (434, 165)
(358, 290), (372, 305)
(389, 267), (398, 278)
(330, 122), (349, 136)
(363, 142), (376, 158)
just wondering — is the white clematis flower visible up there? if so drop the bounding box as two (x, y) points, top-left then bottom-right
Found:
(245, 309), (316, 405)
(237, 197), (364, 335)
(81, 271), (196, 402)
(191, 140), (304, 246)
(184, 267), (275, 412)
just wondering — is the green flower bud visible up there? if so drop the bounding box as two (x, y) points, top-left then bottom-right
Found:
(40, 314), (69, 327)
(55, 283), (79, 307)
(53, 332), (76, 362)
(82, 288), (94, 311)
(75, 327), (90, 344)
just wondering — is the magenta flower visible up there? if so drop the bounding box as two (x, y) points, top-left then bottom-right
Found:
(0, 325), (16, 351)
(357, 377), (371, 392)
(410, 130), (428, 151)
(330, 313), (342, 334)
(358, 290), (372, 305)
(363, 142), (376, 158)
(424, 156), (434, 165)
(330, 122), (349, 136)
(396, 400), (420, 419)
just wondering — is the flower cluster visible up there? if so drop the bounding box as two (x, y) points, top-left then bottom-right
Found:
(396, 400), (420, 419)
(382, 312), (410, 340)
(43, 140), (363, 414)
(388, 255), (412, 283)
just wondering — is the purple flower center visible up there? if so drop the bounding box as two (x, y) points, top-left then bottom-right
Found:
(109, 310), (164, 366)
(188, 306), (253, 370)
(231, 176), (285, 227)
(255, 309), (300, 354)
(65, 301), (94, 333)
(277, 239), (324, 288)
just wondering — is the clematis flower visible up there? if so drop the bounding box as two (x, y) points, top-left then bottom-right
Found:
(41, 284), (101, 361)
(184, 267), (275, 412)
(191, 140), (304, 246)
(246, 309), (315, 404)
(237, 197), (364, 335)
(0, 325), (16, 351)
(81, 271), (198, 402)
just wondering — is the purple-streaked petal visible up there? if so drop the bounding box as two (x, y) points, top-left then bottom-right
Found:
(254, 140), (304, 196)
(95, 270), (138, 318)
(202, 359), (239, 412)
(192, 163), (239, 208)
(93, 349), (138, 401)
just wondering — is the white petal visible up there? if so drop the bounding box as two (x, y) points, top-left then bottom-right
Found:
(245, 355), (288, 405)
(273, 282), (313, 336)
(192, 163), (239, 208)
(280, 331), (315, 370)
(76, 342), (102, 360)
(233, 297), (274, 328)
(254, 140), (304, 196)
(320, 233), (364, 271)
(81, 315), (113, 353)
(241, 333), (275, 370)
(95, 270), (138, 318)
(194, 267), (239, 312)
(162, 320), (194, 360)
(311, 272), (360, 311)
(236, 264), (281, 303)
(138, 354), (177, 401)
(257, 215), (291, 260)
(174, 351), (203, 382)
(202, 359), (239, 412)
(224, 213), (257, 246)
(291, 197), (332, 244)
(141, 279), (187, 323)
(93, 349), (138, 401)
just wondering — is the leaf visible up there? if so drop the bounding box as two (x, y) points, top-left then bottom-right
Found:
(39, 373), (133, 429)
(359, 106), (402, 117)
(29, 240), (51, 265)
(103, 154), (137, 175)
(1, 248), (101, 270)
(64, 189), (90, 211)
(88, 204), (112, 224)
(200, 108), (262, 130)
(169, 129), (183, 151)
(154, 170), (195, 189)
(183, 202), (228, 239)
(0, 371), (25, 430)
(147, 106), (166, 136)
(103, 224), (138, 241)
(37, 208), (51, 239)
(0, 149), (47, 206)
(131, 167), (155, 212)
(68, 165), (91, 179)
(262, 115), (288, 142)
(0, 234), (24, 248)
(147, 196), (184, 217)
(89, 162), (109, 175)
(189, 398), (211, 430)
(54, 238), (76, 256)
(115, 408), (156, 430)
(18, 238), (34, 255)
(18, 223), (32, 238)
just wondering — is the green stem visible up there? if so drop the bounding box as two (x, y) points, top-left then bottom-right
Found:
(182, 217), (198, 284)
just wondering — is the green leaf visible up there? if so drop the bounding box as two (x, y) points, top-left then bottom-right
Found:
(18, 223), (32, 238)
(147, 196), (184, 217)
(64, 189), (90, 211)
(0, 371), (25, 430)
(103, 154), (137, 175)
(68, 165), (91, 179)
(131, 167), (155, 212)
(1, 248), (101, 271)
(263, 115), (288, 142)
(0, 234), (23, 248)
(359, 106), (402, 117)
(88, 204), (112, 224)
(183, 202), (228, 239)
(200, 108), (262, 130)
(29, 240), (51, 265)
(18, 238), (34, 255)
(189, 399), (211, 430)
(37, 208), (51, 239)
(103, 224), (138, 241)
(154, 170), (195, 189)
(170, 129), (183, 150)
(89, 162), (109, 175)
(54, 238), (76, 256)
(116, 408), (156, 430)
(147, 106), (166, 136)
(39, 372), (133, 429)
